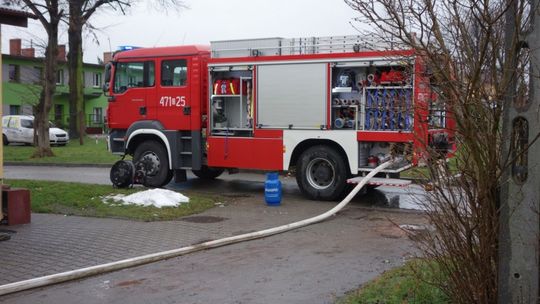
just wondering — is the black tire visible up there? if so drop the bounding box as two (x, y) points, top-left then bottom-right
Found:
(2, 134), (8, 146)
(296, 145), (349, 201)
(133, 140), (173, 187)
(192, 166), (224, 179)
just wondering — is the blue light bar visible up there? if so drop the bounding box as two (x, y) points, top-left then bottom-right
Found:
(117, 45), (141, 51)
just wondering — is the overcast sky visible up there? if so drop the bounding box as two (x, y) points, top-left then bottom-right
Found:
(2, 0), (361, 64)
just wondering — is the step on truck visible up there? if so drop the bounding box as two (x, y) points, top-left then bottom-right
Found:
(104, 35), (454, 200)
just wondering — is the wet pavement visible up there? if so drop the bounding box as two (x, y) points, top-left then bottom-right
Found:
(0, 196), (426, 304)
(1, 165), (428, 303)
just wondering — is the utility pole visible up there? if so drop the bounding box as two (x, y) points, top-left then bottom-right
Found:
(499, 0), (540, 302)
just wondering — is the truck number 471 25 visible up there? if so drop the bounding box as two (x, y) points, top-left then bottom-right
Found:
(159, 96), (186, 107)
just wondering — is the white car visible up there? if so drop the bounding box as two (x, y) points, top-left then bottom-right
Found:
(2, 115), (69, 146)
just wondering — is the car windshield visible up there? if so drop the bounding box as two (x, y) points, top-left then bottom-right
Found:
(21, 119), (33, 129)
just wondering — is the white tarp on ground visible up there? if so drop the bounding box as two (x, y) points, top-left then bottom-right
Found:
(104, 189), (189, 208)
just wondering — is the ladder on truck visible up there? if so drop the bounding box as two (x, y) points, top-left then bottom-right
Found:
(210, 35), (407, 58)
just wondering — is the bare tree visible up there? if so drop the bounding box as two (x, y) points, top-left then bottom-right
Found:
(67, 0), (131, 144)
(345, 0), (533, 303)
(67, 0), (187, 144)
(18, 0), (65, 157)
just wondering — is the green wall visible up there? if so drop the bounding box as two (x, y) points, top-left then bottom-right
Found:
(2, 54), (107, 132)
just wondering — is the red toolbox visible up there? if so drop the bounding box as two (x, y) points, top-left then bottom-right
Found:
(2, 187), (31, 226)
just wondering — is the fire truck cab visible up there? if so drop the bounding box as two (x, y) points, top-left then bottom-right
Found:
(105, 36), (452, 200)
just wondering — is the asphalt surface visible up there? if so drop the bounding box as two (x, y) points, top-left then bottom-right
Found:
(4, 164), (133, 185)
(0, 165), (427, 303)
(3, 165), (426, 210)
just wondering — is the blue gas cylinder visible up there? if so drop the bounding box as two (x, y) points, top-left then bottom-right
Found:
(265, 172), (282, 206)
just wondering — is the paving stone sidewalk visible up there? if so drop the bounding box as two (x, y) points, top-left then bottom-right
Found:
(0, 194), (333, 286)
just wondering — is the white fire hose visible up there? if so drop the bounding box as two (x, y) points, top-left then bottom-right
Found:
(0, 161), (393, 296)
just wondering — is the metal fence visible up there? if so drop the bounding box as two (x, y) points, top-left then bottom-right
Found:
(49, 114), (106, 133)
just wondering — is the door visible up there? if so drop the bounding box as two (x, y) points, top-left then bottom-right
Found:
(19, 118), (34, 144)
(157, 58), (191, 130)
(109, 60), (156, 129)
(3, 116), (18, 142)
(54, 104), (64, 127)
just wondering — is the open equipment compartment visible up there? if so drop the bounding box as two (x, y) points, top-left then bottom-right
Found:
(209, 67), (254, 137)
(331, 64), (365, 130)
(330, 60), (416, 174)
(330, 61), (413, 132)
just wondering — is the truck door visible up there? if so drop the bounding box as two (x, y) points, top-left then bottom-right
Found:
(109, 60), (156, 128)
(157, 58), (191, 130)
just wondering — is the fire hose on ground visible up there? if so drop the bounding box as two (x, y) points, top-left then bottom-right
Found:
(0, 161), (393, 296)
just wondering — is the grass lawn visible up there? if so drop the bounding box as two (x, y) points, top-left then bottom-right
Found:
(3, 136), (119, 165)
(337, 260), (449, 304)
(400, 166), (428, 180)
(5, 179), (222, 221)
(401, 156), (459, 180)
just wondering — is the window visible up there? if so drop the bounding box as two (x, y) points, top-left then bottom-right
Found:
(57, 69), (64, 85)
(9, 105), (20, 115)
(92, 107), (103, 123)
(20, 119), (33, 129)
(93, 72), (102, 87)
(8, 64), (20, 82)
(113, 61), (155, 93)
(2, 117), (9, 128)
(33, 67), (43, 84)
(54, 104), (64, 122)
(161, 59), (187, 87)
(8, 118), (18, 128)
(428, 90), (446, 129)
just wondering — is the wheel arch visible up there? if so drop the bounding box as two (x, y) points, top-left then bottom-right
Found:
(126, 129), (172, 170)
(289, 139), (351, 175)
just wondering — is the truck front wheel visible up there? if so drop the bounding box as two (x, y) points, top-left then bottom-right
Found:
(296, 145), (348, 201)
(133, 140), (173, 187)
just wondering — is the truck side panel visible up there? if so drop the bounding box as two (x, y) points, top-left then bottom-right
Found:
(256, 63), (327, 129)
(207, 137), (283, 170)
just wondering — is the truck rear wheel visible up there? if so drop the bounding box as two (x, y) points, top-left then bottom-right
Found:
(296, 145), (348, 201)
(133, 140), (173, 187)
(192, 166), (224, 179)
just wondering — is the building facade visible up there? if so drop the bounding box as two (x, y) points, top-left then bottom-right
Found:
(2, 39), (107, 133)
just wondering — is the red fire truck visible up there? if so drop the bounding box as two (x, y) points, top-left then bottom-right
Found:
(104, 36), (453, 200)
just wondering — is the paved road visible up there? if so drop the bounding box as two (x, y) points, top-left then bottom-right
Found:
(0, 198), (424, 304)
(4, 165), (283, 186)
(5, 165), (111, 185)
(4, 165), (425, 210)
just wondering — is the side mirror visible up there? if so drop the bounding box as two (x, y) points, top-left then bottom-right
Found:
(103, 62), (113, 95)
